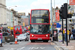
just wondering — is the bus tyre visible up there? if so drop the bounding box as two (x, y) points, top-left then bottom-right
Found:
(31, 40), (35, 42)
(43, 40), (48, 42)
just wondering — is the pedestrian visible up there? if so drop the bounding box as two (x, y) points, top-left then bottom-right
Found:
(69, 29), (72, 42)
(0, 30), (3, 47)
(59, 29), (62, 32)
(50, 31), (53, 42)
(11, 30), (13, 35)
(72, 27), (75, 39)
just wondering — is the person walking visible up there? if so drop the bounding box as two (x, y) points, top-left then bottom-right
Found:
(69, 29), (72, 42)
(50, 31), (53, 42)
(0, 30), (3, 47)
(72, 27), (75, 40)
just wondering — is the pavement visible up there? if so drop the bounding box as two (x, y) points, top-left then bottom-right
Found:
(54, 40), (75, 50)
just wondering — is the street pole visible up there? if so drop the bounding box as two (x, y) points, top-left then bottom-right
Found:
(67, 0), (69, 42)
(54, 0), (55, 22)
(62, 18), (64, 44)
(65, 3), (68, 46)
(51, 0), (53, 41)
(66, 18), (68, 46)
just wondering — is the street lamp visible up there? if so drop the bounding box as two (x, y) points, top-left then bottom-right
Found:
(50, 0), (53, 41)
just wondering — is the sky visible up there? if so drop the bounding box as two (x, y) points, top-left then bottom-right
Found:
(6, 0), (68, 15)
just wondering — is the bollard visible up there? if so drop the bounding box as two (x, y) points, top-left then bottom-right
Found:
(15, 36), (18, 44)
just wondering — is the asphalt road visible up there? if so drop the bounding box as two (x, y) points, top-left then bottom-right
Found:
(0, 36), (60, 50)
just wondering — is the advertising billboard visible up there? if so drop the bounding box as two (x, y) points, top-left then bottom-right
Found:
(55, 10), (60, 21)
(69, 0), (75, 5)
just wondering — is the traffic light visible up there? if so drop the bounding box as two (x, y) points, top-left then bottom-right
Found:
(63, 3), (68, 19)
(59, 3), (72, 19)
(59, 6), (64, 19)
(59, 3), (67, 19)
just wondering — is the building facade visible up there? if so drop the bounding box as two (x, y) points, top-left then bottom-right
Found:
(18, 12), (25, 16)
(11, 9), (21, 26)
(6, 9), (13, 27)
(23, 18), (29, 26)
(0, 0), (7, 26)
(18, 12), (26, 26)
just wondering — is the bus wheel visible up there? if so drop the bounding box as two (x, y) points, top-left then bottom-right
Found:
(43, 40), (48, 42)
(31, 40), (35, 42)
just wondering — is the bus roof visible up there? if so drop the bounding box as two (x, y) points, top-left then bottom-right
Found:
(31, 9), (49, 11)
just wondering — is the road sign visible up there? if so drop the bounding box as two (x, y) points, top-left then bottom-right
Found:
(56, 23), (61, 28)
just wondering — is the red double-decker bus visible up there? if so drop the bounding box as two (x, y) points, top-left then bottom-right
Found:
(13, 25), (22, 37)
(30, 9), (50, 42)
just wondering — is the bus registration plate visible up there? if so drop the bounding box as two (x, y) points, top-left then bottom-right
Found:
(38, 38), (42, 40)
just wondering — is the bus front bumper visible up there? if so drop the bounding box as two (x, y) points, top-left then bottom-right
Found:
(30, 37), (50, 40)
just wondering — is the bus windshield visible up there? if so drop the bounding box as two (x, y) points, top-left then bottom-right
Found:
(32, 10), (49, 17)
(31, 10), (49, 23)
(30, 25), (49, 34)
(15, 26), (20, 30)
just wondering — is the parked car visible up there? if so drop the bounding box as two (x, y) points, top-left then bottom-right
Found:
(17, 33), (29, 41)
(2, 32), (15, 43)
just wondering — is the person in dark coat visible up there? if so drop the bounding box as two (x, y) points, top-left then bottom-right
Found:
(72, 27), (75, 39)
(69, 29), (72, 41)
(50, 31), (53, 42)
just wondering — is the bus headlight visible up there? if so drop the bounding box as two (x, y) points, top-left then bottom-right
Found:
(46, 35), (48, 37)
(32, 35), (34, 37)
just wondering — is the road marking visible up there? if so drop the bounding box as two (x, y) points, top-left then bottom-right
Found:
(4, 48), (15, 50)
(54, 46), (60, 50)
(57, 47), (60, 50)
(29, 47), (35, 49)
(51, 43), (55, 45)
(17, 47), (25, 50)
(54, 47), (58, 50)
(40, 47), (45, 49)
(29, 47), (45, 49)
(20, 47), (25, 50)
